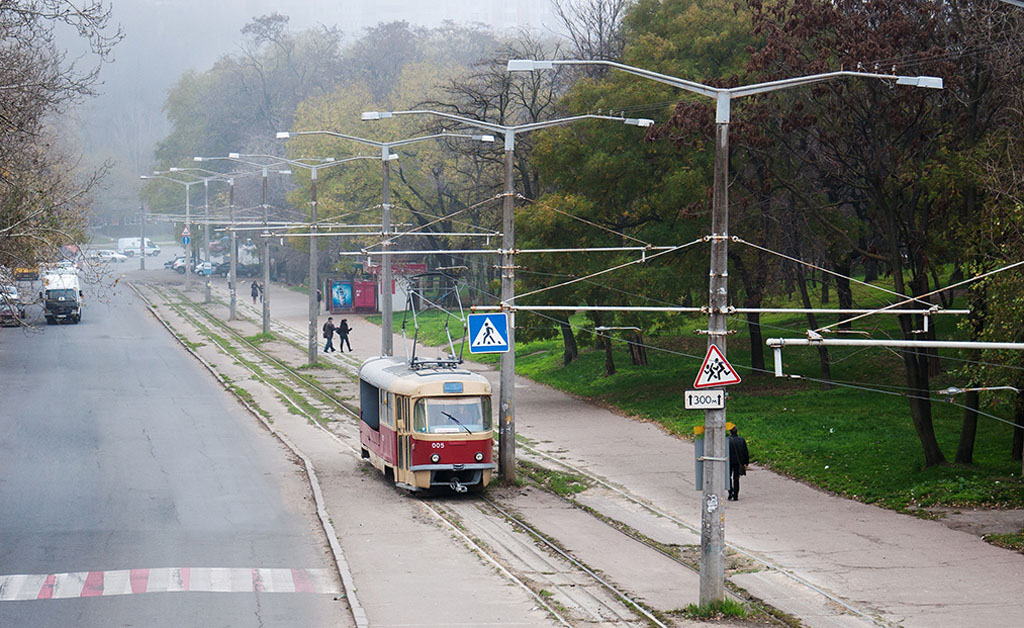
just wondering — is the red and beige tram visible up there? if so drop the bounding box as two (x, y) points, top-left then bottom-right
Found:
(358, 356), (495, 492)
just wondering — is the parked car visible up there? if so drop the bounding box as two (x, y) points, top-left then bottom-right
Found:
(89, 249), (127, 263)
(1, 284), (25, 324)
(172, 257), (209, 274)
(213, 261), (261, 278)
(165, 255), (185, 270)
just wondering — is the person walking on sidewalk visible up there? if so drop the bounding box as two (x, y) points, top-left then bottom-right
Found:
(336, 319), (352, 352)
(250, 280), (259, 305)
(727, 423), (749, 501)
(322, 317), (336, 353)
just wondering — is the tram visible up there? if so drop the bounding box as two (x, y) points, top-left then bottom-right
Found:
(358, 356), (495, 493)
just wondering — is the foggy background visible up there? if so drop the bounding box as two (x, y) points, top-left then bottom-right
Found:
(73, 0), (560, 217)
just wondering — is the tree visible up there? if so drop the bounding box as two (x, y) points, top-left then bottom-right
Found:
(0, 1), (121, 273)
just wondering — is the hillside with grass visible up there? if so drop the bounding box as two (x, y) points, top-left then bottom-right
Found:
(370, 276), (1024, 516)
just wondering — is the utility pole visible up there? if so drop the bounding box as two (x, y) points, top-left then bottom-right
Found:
(139, 203), (146, 270)
(499, 132), (517, 481)
(308, 168), (319, 364)
(228, 178), (237, 321)
(204, 180), (212, 303)
(381, 148), (393, 356)
(262, 167), (271, 335)
(700, 94), (731, 602)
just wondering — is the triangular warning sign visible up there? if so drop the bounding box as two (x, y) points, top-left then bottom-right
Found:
(693, 345), (741, 388)
(471, 318), (506, 348)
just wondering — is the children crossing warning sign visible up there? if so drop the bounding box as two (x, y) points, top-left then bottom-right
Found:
(693, 344), (741, 388)
(468, 313), (509, 354)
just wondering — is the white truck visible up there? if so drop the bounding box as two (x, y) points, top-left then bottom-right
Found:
(117, 237), (160, 257)
(41, 272), (83, 324)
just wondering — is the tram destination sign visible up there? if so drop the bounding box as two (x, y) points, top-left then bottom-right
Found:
(684, 389), (725, 410)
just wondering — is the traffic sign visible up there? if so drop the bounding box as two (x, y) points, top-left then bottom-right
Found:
(468, 313), (509, 354)
(684, 389), (725, 409)
(693, 345), (741, 388)
(182, 226), (191, 237)
(182, 235), (190, 246)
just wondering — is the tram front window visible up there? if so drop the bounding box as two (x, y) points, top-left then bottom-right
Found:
(414, 397), (492, 434)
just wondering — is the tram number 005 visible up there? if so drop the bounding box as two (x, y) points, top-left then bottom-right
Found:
(684, 390), (725, 410)
(431, 442), (445, 449)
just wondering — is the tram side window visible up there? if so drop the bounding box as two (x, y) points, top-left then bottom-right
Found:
(413, 396), (492, 434)
(360, 379), (380, 430)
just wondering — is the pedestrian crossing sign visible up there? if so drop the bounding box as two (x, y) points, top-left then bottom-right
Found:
(468, 313), (510, 354)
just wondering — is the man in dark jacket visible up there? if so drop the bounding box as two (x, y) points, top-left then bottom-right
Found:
(322, 317), (336, 353)
(727, 424), (749, 501)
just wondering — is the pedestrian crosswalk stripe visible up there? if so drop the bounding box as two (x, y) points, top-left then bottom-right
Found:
(0, 567), (338, 600)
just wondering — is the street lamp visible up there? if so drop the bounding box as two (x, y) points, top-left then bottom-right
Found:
(276, 129), (496, 358)
(509, 57), (943, 604)
(195, 156), (293, 333)
(200, 152), (376, 365)
(362, 108), (653, 485)
(140, 173), (203, 291)
(169, 167), (234, 304)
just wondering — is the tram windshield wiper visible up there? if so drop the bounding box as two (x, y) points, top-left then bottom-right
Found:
(440, 411), (473, 434)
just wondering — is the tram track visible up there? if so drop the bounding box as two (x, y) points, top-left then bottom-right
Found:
(135, 279), (870, 627)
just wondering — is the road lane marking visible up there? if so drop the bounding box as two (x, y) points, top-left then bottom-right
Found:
(0, 568), (338, 601)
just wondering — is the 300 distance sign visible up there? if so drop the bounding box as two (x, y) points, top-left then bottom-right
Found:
(684, 389), (725, 410)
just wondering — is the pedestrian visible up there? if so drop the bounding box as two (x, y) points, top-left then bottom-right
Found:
(317, 288), (323, 311)
(322, 317), (336, 353)
(258, 282), (264, 303)
(250, 280), (259, 305)
(727, 423), (749, 501)
(336, 318), (352, 352)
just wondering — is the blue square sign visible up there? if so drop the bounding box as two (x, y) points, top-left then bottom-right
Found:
(468, 313), (510, 354)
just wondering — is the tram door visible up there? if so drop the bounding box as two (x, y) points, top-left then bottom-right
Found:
(396, 395), (411, 472)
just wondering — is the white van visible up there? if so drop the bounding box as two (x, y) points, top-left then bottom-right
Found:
(117, 237), (160, 257)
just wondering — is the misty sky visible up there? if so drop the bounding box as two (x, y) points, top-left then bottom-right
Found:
(74, 0), (562, 213)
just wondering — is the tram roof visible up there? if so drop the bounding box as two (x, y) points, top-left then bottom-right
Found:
(359, 356), (491, 396)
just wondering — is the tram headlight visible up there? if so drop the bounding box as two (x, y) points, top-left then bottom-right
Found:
(431, 453), (440, 464)
(474, 452), (483, 462)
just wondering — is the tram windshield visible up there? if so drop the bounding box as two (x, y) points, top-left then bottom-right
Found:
(414, 396), (492, 434)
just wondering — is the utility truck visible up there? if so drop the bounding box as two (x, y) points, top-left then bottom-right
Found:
(41, 271), (83, 324)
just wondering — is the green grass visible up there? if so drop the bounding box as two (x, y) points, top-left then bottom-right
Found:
(521, 461), (591, 496)
(368, 310), (469, 350)
(681, 598), (748, 619)
(986, 530), (1024, 553)
(372, 273), (1024, 511)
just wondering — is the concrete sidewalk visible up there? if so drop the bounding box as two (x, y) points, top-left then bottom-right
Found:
(210, 275), (1024, 628)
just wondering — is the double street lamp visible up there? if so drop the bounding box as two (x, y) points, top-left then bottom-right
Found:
(168, 167), (234, 304)
(362, 109), (653, 483)
(140, 173), (204, 291)
(509, 57), (942, 604)
(201, 153), (377, 365)
(195, 156), (292, 333)
(276, 129), (495, 357)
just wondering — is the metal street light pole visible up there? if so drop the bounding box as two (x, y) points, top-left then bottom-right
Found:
(194, 156), (294, 333)
(203, 152), (374, 364)
(362, 109), (652, 483)
(509, 56), (943, 604)
(276, 129), (495, 357)
(228, 178), (237, 321)
(141, 173), (201, 291)
(139, 203), (146, 270)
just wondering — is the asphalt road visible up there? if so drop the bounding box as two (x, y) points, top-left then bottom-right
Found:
(0, 270), (348, 627)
